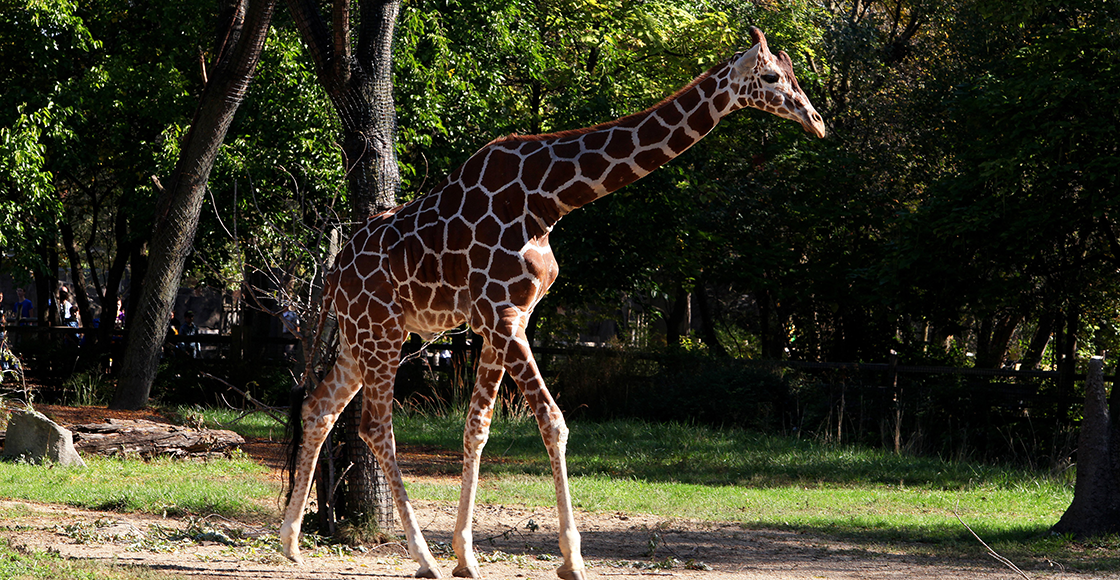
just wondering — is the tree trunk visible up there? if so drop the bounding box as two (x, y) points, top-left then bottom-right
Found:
(1052, 356), (1120, 536)
(756, 288), (785, 359)
(286, 0), (399, 219)
(71, 418), (245, 457)
(1020, 311), (1055, 371)
(974, 313), (1023, 369)
(340, 0), (400, 534)
(59, 219), (93, 329)
(97, 203), (135, 361)
(1057, 307), (1078, 400)
(110, 0), (277, 409)
(666, 284), (691, 348)
(38, 241), (57, 325)
(694, 280), (729, 358)
(287, 0), (401, 532)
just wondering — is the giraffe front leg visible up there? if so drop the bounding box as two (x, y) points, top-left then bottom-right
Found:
(451, 345), (503, 578)
(505, 344), (585, 580)
(532, 399), (585, 580)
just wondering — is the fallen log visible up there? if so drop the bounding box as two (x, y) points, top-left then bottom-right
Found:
(70, 418), (244, 458)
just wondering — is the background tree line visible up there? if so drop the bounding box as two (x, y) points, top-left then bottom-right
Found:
(2, 0), (1118, 389)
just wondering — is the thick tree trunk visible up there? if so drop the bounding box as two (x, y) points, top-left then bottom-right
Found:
(339, 0), (400, 534)
(110, 0), (277, 410)
(1052, 356), (1120, 536)
(287, 0), (400, 532)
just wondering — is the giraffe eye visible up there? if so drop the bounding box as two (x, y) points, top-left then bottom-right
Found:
(760, 73), (780, 84)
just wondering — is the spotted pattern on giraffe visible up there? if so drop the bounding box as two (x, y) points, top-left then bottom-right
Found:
(280, 25), (826, 580)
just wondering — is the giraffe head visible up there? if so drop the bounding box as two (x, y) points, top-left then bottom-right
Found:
(728, 27), (826, 138)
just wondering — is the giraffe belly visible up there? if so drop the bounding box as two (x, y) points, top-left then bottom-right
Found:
(398, 285), (470, 338)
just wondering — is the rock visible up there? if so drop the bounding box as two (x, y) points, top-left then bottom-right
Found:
(1, 409), (87, 467)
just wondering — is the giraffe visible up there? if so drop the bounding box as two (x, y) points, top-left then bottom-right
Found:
(280, 26), (825, 580)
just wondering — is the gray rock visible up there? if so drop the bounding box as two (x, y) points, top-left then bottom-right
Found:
(1, 409), (87, 467)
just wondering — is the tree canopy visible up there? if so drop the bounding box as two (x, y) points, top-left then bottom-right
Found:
(3, 0), (1119, 374)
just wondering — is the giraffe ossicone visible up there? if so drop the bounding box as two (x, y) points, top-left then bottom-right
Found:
(280, 26), (824, 580)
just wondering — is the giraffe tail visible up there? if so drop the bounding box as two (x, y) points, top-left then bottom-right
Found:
(283, 380), (306, 505)
(284, 270), (338, 504)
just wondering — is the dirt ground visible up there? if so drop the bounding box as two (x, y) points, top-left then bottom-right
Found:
(0, 406), (1101, 579)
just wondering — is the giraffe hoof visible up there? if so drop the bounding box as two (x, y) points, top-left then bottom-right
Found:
(281, 548), (304, 566)
(414, 567), (442, 579)
(557, 568), (586, 580)
(452, 564), (481, 578)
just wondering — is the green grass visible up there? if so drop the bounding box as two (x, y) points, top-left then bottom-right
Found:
(0, 454), (276, 519)
(395, 413), (1080, 558)
(397, 412), (1060, 487)
(172, 405), (288, 441)
(0, 406), (1108, 570)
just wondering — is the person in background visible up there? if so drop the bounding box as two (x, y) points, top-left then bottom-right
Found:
(59, 290), (75, 327)
(179, 310), (199, 358)
(0, 310), (12, 372)
(12, 288), (33, 324)
(115, 297), (126, 328)
(281, 304), (300, 361)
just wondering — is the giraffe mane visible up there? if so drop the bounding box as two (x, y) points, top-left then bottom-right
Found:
(491, 57), (734, 146)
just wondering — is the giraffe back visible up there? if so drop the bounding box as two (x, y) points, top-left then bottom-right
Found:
(331, 149), (559, 337)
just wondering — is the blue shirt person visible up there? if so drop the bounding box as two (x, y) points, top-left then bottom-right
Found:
(11, 288), (33, 324)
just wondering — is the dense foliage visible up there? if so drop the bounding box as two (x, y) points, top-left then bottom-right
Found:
(2, 0), (1118, 379)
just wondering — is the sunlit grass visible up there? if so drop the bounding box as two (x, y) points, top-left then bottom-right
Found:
(0, 407), (1098, 568)
(0, 454), (276, 519)
(396, 413), (1074, 548)
(175, 405), (288, 440)
(397, 412), (1060, 487)
(0, 537), (167, 580)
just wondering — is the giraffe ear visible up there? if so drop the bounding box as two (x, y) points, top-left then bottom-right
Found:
(732, 43), (761, 76)
(777, 51), (805, 95)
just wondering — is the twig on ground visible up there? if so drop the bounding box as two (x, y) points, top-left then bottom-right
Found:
(954, 501), (1031, 580)
(476, 512), (548, 543)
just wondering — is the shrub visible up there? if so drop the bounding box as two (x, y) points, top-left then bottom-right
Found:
(642, 353), (791, 431)
(62, 371), (113, 406)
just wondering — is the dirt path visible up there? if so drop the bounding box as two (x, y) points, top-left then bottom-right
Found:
(2, 497), (1083, 580)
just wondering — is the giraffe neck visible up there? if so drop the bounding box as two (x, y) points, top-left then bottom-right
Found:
(484, 60), (740, 230)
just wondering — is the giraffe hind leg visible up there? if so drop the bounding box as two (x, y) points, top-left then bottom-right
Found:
(280, 351), (364, 563)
